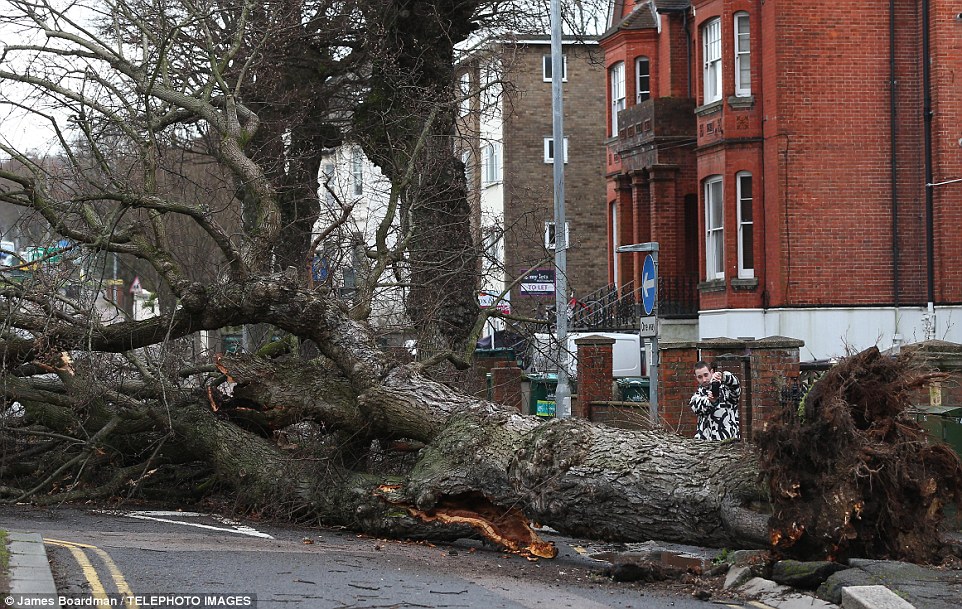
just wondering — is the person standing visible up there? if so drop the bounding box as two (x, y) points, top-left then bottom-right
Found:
(689, 361), (741, 441)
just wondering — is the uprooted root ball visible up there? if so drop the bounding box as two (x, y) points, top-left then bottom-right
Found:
(756, 346), (962, 563)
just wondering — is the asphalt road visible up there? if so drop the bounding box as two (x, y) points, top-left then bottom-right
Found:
(0, 505), (732, 609)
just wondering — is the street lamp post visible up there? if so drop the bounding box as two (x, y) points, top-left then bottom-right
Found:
(550, 0), (571, 418)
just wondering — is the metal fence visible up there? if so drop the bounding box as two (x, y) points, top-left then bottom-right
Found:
(567, 276), (699, 331)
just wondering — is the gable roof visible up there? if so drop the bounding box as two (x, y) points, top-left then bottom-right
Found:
(600, 2), (658, 41)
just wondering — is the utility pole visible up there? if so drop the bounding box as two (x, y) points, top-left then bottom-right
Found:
(550, 0), (570, 418)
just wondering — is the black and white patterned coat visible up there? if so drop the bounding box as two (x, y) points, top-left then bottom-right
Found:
(689, 370), (741, 441)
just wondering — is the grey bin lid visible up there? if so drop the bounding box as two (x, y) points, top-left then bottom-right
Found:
(917, 405), (962, 417)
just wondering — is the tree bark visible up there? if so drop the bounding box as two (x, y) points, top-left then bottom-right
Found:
(215, 355), (771, 551)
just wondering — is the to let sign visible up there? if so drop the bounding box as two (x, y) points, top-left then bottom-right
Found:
(520, 268), (555, 296)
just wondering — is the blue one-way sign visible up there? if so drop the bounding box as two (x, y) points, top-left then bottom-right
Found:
(641, 254), (656, 316)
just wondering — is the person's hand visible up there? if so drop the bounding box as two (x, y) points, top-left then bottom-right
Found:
(712, 371), (722, 382)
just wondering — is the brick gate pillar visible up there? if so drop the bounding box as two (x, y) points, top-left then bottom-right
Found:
(491, 365), (524, 412)
(658, 341), (700, 436)
(575, 336), (616, 419)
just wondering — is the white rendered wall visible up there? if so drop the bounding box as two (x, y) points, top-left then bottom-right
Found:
(316, 145), (404, 328)
(699, 306), (962, 361)
(477, 59), (507, 336)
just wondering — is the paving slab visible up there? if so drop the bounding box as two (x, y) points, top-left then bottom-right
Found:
(845, 559), (962, 609)
(5, 532), (58, 599)
(738, 576), (837, 609)
(841, 585), (915, 609)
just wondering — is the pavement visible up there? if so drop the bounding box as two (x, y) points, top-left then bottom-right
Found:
(3, 524), (961, 609)
(567, 532), (962, 609)
(4, 531), (58, 604)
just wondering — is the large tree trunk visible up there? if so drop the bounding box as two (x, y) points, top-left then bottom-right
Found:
(354, 0), (481, 352)
(212, 355), (771, 553)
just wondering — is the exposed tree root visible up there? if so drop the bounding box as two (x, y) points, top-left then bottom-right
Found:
(757, 346), (962, 562)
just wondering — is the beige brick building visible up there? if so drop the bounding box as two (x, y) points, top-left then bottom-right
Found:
(457, 36), (609, 331)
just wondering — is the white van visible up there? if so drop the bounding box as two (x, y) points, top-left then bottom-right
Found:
(0, 240), (18, 267)
(527, 331), (644, 378)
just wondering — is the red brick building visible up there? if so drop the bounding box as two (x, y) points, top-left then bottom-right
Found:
(602, 0), (962, 360)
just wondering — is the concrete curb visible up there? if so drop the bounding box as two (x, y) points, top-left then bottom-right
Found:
(841, 585), (915, 609)
(6, 531), (57, 599)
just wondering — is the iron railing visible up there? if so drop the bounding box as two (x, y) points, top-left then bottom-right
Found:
(566, 275), (699, 331)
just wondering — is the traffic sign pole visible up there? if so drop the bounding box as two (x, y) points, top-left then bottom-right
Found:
(617, 242), (659, 427)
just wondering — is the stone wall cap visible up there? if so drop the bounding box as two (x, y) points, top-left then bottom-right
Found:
(901, 339), (962, 354)
(659, 336), (805, 350)
(575, 335), (618, 346)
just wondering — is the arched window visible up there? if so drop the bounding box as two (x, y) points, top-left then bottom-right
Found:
(702, 18), (722, 104)
(704, 175), (724, 279)
(610, 61), (626, 134)
(734, 12), (751, 97)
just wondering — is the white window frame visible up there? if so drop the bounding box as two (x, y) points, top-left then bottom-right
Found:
(458, 72), (472, 116)
(480, 61), (501, 114)
(704, 176), (724, 280)
(610, 61), (626, 134)
(736, 171), (754, 278)
(544, 221), (570, 250)
(462, 150), (474, 191)
(321, 162), (335, 206)
(702, 18), (722, 104)
(635, 56), (650, 103)
(351, 148), (364, 195)
(734, 12), (751, 97)
(542, 54), (567, 82)
(543, 137), (569, 163)
(481, 142), (502, 185)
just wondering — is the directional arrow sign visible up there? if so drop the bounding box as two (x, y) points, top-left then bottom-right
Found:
(641, 254), (657, 316)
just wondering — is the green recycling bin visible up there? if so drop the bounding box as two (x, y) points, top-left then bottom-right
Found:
(914, 405), (962, 458)
(616, 378), (650, 402)
(527, 373), (558, 417)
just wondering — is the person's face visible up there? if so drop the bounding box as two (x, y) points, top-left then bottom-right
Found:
(694, 365), (712, 387)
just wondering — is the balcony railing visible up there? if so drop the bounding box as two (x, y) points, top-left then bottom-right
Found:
(565, 276), (699, 332)
(615, 98), (696, 147)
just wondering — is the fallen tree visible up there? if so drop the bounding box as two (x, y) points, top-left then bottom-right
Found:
(5, 281), (959, 562)
(1, 0), (960, 566)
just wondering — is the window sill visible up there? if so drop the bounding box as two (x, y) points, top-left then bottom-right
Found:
(731, 277), (758, 290)
(697, 278), (726, 293)
(482, 180), (502, 189)
(694, 100), (723, 117)
(727, 95), (755, 110)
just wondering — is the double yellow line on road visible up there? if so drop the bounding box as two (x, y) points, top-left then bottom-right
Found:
(44, 538), (139, 608)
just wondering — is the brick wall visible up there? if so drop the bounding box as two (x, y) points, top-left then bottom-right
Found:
(659, 336), (803, 440)
(931, 2), (962, 303)
(658, 342), (700, 435)
(491, 365), (524, 412)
